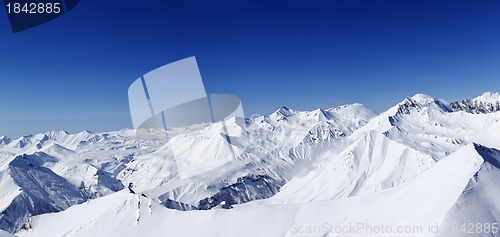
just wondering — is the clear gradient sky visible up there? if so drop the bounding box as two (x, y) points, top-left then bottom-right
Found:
(0, 0), (499, 138)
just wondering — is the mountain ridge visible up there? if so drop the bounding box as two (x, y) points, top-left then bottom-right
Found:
(0, 92), (499, 236)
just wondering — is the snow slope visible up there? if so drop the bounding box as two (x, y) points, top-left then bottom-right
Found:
(438, 145), (500, 237)
(0, 230), (15, 237)
(0, 103), (375, 233)
(18, 144), (486, 237)
(0, 154), (85, 233)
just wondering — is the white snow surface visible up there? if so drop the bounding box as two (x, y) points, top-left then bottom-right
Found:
(474, 92), (500, 104)
(0, 230), (15, 237)
(17, 145), (485, 237)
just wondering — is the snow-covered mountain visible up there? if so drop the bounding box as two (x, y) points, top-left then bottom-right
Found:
(1, 92), (499, 237)
(449, 92), (500, 114)
(16, 144), (490, 237)
(0, 136), (10, 146)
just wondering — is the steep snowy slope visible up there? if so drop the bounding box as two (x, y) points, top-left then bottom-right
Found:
(0, 130), (171, 234)
(0, 169), (21, 212)
(260, 93), (500, 204)
(0, 154), (86, 233)
(385, 94), (500, 158)
(439, 145), (500, 236)
(266, 131), (435, 204)
(18, 144), (485, 237)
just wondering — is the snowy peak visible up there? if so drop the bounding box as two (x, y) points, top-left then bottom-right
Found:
(410, 93), (435, 104)
(44, 130), (69, 140)
(0, 136), (10, 145)
(474, 92), (500, 104)
(326, 103), (376, 122)
(327, 103), (371, 112)
(308, 108), (330, 120)
(474, 143), (500, 169)
(394, 96), (424, 115)
(408, 93), (450, 108)
(267, 104), (376, 129)
(390, 94), (453, 116)
(273, 106), (295, 117)
(450, 92), (500, 114)
(4, 130), (104, 152)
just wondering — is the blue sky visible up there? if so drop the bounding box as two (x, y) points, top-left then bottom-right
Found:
(0, 0), (499, 138)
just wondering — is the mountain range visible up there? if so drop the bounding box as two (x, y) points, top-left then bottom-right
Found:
(0, 92), (499, 237)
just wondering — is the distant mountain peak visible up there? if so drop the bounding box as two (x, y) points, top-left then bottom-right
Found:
(274, 106), (295, 117)
(327, 103), (366, 112)
(474, 92), (500, 103)
(410, 93), (434, 102)
(45, 129), (69, 138)
(391, 93), (454, 115)
(0, 135), (10, 145)
(405, 93), (449, 107)
(394, 96), (424, 115)
(450, 92), (500, 114)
